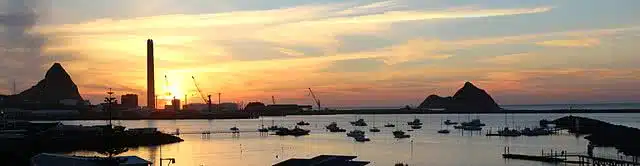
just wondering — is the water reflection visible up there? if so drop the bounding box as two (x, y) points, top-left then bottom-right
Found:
(62, 113), (639, 166)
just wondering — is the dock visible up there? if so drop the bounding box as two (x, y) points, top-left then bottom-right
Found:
(502, 149), (640, 166)
(165, 129), (267, 135)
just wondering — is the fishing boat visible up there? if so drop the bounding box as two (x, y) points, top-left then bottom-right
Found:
(347, 130), (365, 137)
(350, 119), (368, 126)
(326, 122), (346, 132)
(275, 126), (310, 136)
(407, 118), (423, 126)
(350, 119), (367, 126)
(392, 130), (410, 138)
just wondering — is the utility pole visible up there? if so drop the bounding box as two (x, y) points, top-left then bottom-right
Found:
(217, 93), (221, 112)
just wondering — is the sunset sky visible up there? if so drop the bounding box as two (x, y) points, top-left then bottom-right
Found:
(1, 0), (640, 107)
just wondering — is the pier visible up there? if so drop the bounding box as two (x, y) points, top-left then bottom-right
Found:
(502, 147), (640, 166)
(166, 129), (266, 135)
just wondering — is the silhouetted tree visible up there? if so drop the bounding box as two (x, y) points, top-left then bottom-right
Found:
(97, 88), (128, 158)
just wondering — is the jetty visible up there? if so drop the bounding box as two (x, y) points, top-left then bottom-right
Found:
(503, 151), (640, 166)
(552, 116), (640, 156)
(0, 121), (182, 165)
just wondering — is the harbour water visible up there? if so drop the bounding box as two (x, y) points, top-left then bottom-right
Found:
(61, 113), (640, 166)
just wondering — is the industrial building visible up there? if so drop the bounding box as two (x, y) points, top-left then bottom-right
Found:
(121, 94), (138, 109)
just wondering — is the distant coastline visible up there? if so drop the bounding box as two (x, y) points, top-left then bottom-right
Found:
(331, 102), (640, 111)
(16, 108), (640, 121)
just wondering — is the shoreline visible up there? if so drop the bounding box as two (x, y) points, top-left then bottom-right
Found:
(14, 108), (640, 121)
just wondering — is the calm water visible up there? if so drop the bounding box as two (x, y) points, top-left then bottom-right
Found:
(60, 113), (640, 166)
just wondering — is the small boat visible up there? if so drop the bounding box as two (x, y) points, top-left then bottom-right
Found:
(437, 129), (450, 134)
(230, 126), (239, 133)
(454, 125), (482, 131)
(384, 123), (395, 127)
(350, 119), (368, 126)
(438, 118), (450, 134)
(410, 125), (422, 129)
(354, 135), (371, 142)
(407, 118), (423, 126)
(326, 122), (346, 132)
(275, 126), (310, 136)
(392, 130), (405, 136)
(444, 120), (458, 125)
(392, 130), (410, 139)
(461, 119), (485, 127)
(258, 117), (269, 132)
(369, 127), (381, 132)
(347, 130), (365, 137)
(297, 121), (310, 126)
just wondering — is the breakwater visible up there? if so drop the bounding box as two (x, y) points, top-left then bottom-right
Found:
(553, 116), (640, 156)
(0, 122), (182, 166)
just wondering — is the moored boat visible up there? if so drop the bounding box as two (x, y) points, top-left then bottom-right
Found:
(350, 119), (368, 126)
(444, 120), (458, 125)
(407, 118), (423, 126)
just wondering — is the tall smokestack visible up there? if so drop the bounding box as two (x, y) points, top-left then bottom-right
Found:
(147, 39), (155, 109)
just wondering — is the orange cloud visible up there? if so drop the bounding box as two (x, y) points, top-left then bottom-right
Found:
(536, 38), (601, 47)
(480, 53), (537, 65)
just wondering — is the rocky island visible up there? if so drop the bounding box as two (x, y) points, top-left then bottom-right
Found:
(418, 82), (502, 112)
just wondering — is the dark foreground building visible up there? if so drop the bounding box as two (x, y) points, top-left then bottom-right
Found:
(121, 94), (139, 109)
(274, 155), (369, 166)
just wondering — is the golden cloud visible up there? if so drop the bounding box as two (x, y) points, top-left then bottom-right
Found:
(536, 38), (601, 47)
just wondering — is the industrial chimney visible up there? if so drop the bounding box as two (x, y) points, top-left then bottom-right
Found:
(147, 39), (155, 109)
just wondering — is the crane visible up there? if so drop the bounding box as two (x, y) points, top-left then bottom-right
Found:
(308, 88), (321, 110)
(164, 75), (171, 97)
(192, 76), (212, 111)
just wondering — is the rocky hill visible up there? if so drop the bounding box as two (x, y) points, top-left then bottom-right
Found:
(9, 63), (83, 104)
(419, 82), (501, 112)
